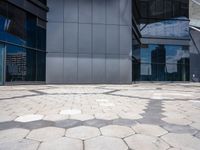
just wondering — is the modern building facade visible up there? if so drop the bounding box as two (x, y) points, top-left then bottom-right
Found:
(0, 0), (48, 85)
(0, 0), (199, 85)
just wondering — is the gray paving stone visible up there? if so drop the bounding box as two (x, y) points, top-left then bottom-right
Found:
(84, 119), (110, 128)
(85, 136), (128, 150)
(125, 134), (169, 150)
(55, 119), (82, 128)
(112, 119), (136, 127)
(27, 127), (65, 142)
(161, 133), (200, 150)
(0, 139), (39, 150)
(15, 114), (44, 123)
(100, 125), (134, 138)
(132, 124), (168, 137)
(66, 126), (100, 140)
(38, 137), (83, 150)
(162, 124), (198, 135)
(0, 128), (29, 143)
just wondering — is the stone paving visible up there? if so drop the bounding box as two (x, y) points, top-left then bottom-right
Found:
(0, 83), (200, 150)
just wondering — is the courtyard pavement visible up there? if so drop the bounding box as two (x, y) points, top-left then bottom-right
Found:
(0, 83), (200, 150)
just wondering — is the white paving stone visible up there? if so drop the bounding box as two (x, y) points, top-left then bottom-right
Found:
(125, 134), (169, 150)
(38, 137), (83, 150)
(100, 125), (134, 138)
(96, 99), (109, 102)
(0, 128), (29, 143)
(190, 122), (200, 130)
(95, 113), (119, 120)
(99, 103), (115, 107)
(118, 113), (143, 120)
(70, 114), (94, 121)
(0, 139), (39, 150)
(27, 127), (65, 142)
(85, 136), (128, 150)
(0, 115), (16, 123)
(161, 133), (200, 150)
(15, 114), (43, 122)
(60, 109), (81, 115)
(66, 126), (100, 140)
(132, 124), (168, 137)
(162, 117), (192, 125)
(43, 114), (68, 121)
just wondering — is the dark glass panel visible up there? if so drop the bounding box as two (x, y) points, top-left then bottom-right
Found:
(38, 0), (47, 5)
(26, 49), (36, 81)
(25, 13), (37, 48)
(6, 45), (26, 82)
(37, 26), (46, 51)
(140, 63), (151, 81)
(0, 1), (7, 41)
(36, 51), (46, 81)
(6, 3), (26, 45)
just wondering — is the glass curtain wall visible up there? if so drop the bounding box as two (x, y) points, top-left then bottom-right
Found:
(133, 44), (190, 81)
(0, 1), (46, 82)
(139, 0), (190, 39)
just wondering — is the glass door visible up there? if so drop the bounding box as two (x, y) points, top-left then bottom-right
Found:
(0, 43), (5, 85)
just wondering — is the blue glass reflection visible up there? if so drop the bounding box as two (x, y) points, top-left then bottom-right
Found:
(140, 17), (189, 38)
(134, 44), (190, 81)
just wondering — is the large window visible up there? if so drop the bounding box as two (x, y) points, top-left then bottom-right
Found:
(6, 45), (46, 82)
(133, 44), (190, 81)
(0, 1), (46, 82)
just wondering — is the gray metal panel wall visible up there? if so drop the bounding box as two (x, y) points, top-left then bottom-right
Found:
(46, 0), (132, 84)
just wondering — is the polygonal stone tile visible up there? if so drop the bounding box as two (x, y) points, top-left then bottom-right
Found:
(100, 125), (134, 138)
(112, 119), (136, 126)
(55, 120), (81, 128)
(60, 109), (81, 115)
(99, 103), (115, 107)
(43, 114), (68, 122)
(132, 124), (168, 137)
(190, 122), (200, 130)
(84, 119), (109, 128)
(95, 113), (119, 120)
(66, 126), (100, 140)
(70, 114), (94, 121)
(125, 134), (169, 150)
(0, 139), (39, 150)
(96, 99), (108, 102)
(15, 114), (43, 123)
(161, 133), (200, 150)
(27, 127), (65, 142)
(119, 113), (143, 120)
(38, 137), (83, 150)
(0, 115), (16, 123)
(85, 136), (128, 150)
(162, 117), (192, 125)
(0, 128), (29, 143)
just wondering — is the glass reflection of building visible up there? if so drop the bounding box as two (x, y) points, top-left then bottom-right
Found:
(132, 0), (190, 82)
(0, 0), (46, 83)
(151, 45), (166, 81)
